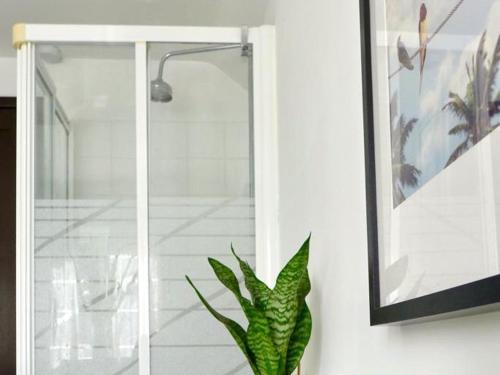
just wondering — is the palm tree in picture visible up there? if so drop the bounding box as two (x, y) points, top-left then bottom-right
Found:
(443, 32), (500, 167)
(391, 104), (421, 207)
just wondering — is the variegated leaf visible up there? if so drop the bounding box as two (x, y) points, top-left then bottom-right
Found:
(247, 307), (281, 375)
(185, 276), (259, 374)
(208, 257), (281, 375)
(285, 304), (312, 375)
(232, 245), (271, 311)
(208, 257), (254, 318)
(265, 236), (310, 370)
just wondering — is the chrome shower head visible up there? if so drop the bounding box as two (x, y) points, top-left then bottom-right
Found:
(152, 42), (246, 103)
(151, 77), (173, 103)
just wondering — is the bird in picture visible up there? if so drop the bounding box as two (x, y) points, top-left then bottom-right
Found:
(397, 35), (414, 70)
(418, 3), (428, 93)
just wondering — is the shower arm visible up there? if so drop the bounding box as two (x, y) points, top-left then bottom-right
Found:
(155, 43), (249, 80)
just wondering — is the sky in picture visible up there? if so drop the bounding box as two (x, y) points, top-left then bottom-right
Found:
(386, 0), (500, 207)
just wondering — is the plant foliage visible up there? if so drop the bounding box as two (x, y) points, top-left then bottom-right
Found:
(186, 236), (312, 375)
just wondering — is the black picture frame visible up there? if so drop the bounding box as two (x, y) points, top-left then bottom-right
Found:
(359, 0), (500, 325)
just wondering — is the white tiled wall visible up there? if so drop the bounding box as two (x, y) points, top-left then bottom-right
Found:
(45, 56), (250, 199)
(149, 121), (251, 197)
(148, 56), (251, 198)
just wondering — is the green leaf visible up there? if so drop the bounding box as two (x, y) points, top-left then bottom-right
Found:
(208, 257), (243, 298)
(188, 235), (313, 375)
(285, 304), (312, 375)
(246, 308), (281, 375)
(297, 269), (311, 304)
(185, 276), (259, 374)
(232, 245), (271, 311)
(265, 236), (310, 369)
(208, 258), (281, 375)
(208, 258), (254, 318)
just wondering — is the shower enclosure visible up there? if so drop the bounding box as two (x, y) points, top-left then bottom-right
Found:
(15, 24), (278, 375)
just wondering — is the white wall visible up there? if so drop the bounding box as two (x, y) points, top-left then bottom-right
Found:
(274, 0), (500, 374)
(264, 0), (276, 24)
(0, 57), (16, 96)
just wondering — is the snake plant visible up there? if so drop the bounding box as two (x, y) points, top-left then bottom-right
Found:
(186, 236), (312, 375)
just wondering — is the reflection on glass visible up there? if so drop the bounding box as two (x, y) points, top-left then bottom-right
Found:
(148, 43), (255, 375)
(372, 0), (500, 305)
(34, 44), (138, 375)
(52, 107), (69, 199)
(35, 76), (53, 199)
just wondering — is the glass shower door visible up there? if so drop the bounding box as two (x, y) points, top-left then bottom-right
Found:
(148, 43), (255, 375)
(18, 24), (276, 375)
(33, 44), (139, 375)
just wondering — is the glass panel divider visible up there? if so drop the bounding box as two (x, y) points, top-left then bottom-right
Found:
(135, 41), (151, 375)
(28, 44), (35, 375)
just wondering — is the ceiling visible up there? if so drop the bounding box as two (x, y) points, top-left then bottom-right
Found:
(0, 0), (275, 56)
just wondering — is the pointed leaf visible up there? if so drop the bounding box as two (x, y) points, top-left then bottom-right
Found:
(297, 269), (311, 303)
(265, 236), (311, 368)
(208, 257), (255, 319)
(284, 266), (312, 375)
(208, 257), (242, 297)
(207, 258), (281, 374)
(246, 307), (281, 375)
(185, 276), (259, 374)
(285, 304), (312, 375)
(232, 245), (271, 310)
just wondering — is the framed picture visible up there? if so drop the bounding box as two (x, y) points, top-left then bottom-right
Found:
(360, 0), (500, 324)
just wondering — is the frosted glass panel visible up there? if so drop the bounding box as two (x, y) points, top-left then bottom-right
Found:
(148, 43), (255, 375)
(33, 44), (138, 375)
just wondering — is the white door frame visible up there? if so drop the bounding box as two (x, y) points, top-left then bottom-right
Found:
(14, 24), (279, 375)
